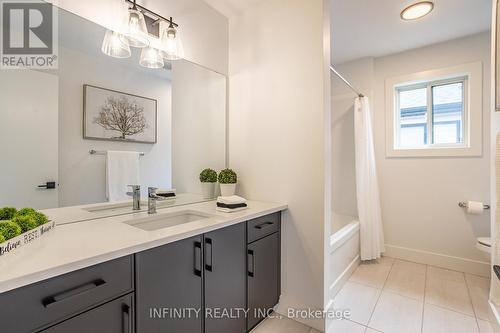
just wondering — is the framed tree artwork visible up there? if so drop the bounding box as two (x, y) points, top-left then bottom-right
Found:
(83, 84), (157, 143)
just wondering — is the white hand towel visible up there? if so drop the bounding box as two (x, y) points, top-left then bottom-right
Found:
(217, 195), (247, 205)
(106, 151), (140, 202)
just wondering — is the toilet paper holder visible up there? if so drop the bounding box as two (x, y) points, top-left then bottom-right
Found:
(458, 202), (490, 210)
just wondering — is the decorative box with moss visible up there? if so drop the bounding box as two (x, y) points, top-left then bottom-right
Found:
(0, 207), (55, 257)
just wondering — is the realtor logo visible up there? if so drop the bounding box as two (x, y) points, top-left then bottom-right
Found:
(1, 0), (58, 68)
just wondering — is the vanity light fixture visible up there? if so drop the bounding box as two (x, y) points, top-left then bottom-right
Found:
(140, 46), (164, 69)
(401, 1), (434, 21)
(124, 0), (149, 48)
(101, 30), (131, 58)
(161, 17), (184, 61)
(101, 0), (184, 67)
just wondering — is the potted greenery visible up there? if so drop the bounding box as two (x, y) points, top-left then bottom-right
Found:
(199, 168), (218, 199)
(218, 169), (237, 196)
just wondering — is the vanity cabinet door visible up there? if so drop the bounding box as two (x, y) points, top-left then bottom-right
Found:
(204, 223), (246, 333)
(41, 293), (134, 333)
(247, 232), (280, 331)
(135, 235), (203, 333)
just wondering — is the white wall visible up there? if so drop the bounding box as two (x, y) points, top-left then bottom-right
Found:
(55, 0), (229, 74)
(58, 46), (172, 206)
(331, 58), (374, 219)
(371, 33), (492, 275)
(171, 60), (226, 194)
(228, 0), (329, 330)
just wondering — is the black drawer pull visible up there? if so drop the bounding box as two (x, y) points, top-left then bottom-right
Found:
(255, 221), (274, 230)
(42, 279), (106, 308)
(194, 241), (202, 277)
(248, 249), (255, 277)
(205, 238), (213, 272)
(122, 304), (131, 333)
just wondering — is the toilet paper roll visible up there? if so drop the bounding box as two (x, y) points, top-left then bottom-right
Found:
(466, 201), (484, 215)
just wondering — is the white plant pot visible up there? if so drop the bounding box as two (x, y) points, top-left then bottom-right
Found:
(220, 183), (237, 197)
(201, 182), (216, 199)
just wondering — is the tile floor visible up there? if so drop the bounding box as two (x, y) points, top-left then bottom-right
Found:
(332, 257), (499, 333)
(252, 257), (499, 333)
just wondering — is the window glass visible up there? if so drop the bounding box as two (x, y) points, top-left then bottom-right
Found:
(432, 82), (464, 144)
(398, 87), (427, 147)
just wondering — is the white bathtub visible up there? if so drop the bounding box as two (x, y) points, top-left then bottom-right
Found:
(327, 214), (360, 311)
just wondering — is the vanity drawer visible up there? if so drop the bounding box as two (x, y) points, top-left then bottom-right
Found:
(0, 255), (133, 333)
(247, 212), (281, 243)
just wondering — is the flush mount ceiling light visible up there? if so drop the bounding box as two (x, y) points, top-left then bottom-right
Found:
(401, 1), (434, 21)
(101, 0), (184, 68)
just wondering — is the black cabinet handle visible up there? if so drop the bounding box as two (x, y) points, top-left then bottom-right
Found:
(248, 249), (255, 277)
(255, 221), (274, 230)
(194, 241), (202, 277)
(122, 304), (131, 333)
(42, 279), (106, 307)
(205, 238), (213, 272)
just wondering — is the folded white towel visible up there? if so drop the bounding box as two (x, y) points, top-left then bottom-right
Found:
(216, 206), (248, 213)
(217, 195), (247, 205)
(106, 151), (140, 202)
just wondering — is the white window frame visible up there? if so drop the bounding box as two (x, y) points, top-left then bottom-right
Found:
(385, 62), (483, 157)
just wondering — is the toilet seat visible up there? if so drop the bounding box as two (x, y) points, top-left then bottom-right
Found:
(476, 237), (491, 254)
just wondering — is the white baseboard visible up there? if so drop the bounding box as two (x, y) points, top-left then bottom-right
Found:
(385, 244), (490, 277)
(328, 254), (360, 301)
(489, 301), (500, 331)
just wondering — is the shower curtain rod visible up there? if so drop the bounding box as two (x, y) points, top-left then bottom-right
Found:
(330, 66), (365, 98)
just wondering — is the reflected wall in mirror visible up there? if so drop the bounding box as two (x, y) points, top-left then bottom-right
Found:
(497, 0), (500, 111)
(0, 5), (227, 220)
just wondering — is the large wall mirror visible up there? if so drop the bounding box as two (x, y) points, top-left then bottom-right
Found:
(0, 5), (227, 222)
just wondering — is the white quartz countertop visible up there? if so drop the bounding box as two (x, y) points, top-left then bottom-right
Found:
(0, 200), (287, 294)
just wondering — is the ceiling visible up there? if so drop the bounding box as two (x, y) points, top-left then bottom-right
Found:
(203, 0), (264, 18)
(331, 0), (491, 65)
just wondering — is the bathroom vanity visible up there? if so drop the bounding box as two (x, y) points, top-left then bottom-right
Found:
(0, 201), (285, 333)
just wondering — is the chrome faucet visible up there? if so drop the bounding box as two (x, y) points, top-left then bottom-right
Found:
(148, 187), (166, 214)
(127, 185), (141, 211)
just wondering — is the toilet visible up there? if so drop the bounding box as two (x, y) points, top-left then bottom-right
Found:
(476, 237), (492, 258)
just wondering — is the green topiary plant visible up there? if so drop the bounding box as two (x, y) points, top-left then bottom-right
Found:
(218, 169), (237, 184)
(15, 208), (37, 217)
(200, 168), (218, 183)
(0, 220), (21, 240)
(12, 216), (37, 233)
(0, 207), (17, 220)
(31, 212), (49, 226)
(0, 234), (5, 244)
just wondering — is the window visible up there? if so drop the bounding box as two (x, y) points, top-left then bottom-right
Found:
(396, 78), (466, 149)
(385, 62), (482, 157)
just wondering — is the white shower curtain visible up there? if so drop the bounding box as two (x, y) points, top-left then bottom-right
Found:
(354, 96), (385, 261)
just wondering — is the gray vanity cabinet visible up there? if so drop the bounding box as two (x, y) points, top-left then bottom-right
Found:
(247, 213), (281, 331)
(41, 293), (134, 333)
(135, 224), (247, 333)
(204, 223), (246, 333)
(135, 235), (204, 333)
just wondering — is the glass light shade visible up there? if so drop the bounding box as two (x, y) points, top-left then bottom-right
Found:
(101, 30), (131, 58)
(140, 47), (164, 68)
(124, 8), (149, 48)
(401, 1), (434, 20)
(160, 25), (184, 60)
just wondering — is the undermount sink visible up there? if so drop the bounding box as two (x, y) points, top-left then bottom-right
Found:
(123, 210), (214, 231)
